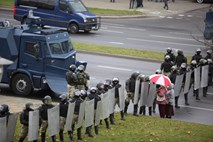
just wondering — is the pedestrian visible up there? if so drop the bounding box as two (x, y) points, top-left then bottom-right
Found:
(124, 72), (140, 116)
(156, 85), (167, 118)
(136, 0), (143, 8)
(191, 48), (203, 64)
(58, 94), (71, 142)
(165, 84), (174, 118)
(163, 0), (169, 10)
(175, 50), (187, 69)
(38, 96), (56, 142)
(69, 90), (84, 141)
(153, 69), (162, 113)
(160, 55), (173, 76)
(66, 64), (77, 98)
(19, 103), (37, 142)
(110, 0), (115, 3)
(129, 0), (136, 9)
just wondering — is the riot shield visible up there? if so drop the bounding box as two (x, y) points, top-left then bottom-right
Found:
(100, 93), (109, 120)
(28, 110), (39, 141)
(65, 102), (75, 131)
(139, 82), (149, 107)
(174, 74), (184, 97)
(95, 101), (102, 126)
(85, 99), (94, 128)
(48, 106), (60, 137)
(194, 67), (201, 90)
(7, 113), (18, 142)
(76, 101), (86, 129)
(119, 85), (125, 111)
(201, 65), (209, 88)
(147, 83), (156, 107)
(133, 79), (140, 105)
(108, 88), (115, 114)
(183, 70), (192, 94)
(0, 117), (7, 142)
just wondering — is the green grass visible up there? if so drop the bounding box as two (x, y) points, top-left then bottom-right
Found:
(13, 113), (213, 142)
(0, 0), (13, 7)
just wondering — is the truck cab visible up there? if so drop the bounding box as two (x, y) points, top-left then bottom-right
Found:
(204, 11), (213, 40)
(0, 16), (86, 96)
(14, 0), (101, 34)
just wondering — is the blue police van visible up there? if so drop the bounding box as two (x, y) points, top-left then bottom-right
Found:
(14, 0), (101, 34)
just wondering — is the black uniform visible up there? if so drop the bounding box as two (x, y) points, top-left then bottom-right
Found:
(191, 54), (203, 63)
(165, 52), (176, 63)
(175, 54), (187, 68)
(161, 60), (173, 75)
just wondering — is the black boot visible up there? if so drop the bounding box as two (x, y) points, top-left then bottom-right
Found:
(195, 90), (200, 100)
(184, 93), (189, 105)
(133, 104), (138, 116)
(86, 126), (93, 137)
(68, 130), (74, 142)
(51, 135), (56, 142)
(203, 87), (207, 97)
(59, 130), (64, 142)
(120, 111), (125, 120)
(104, 118), (110, 129)
(77, 128), (82, 140)
(124, 101), (129, 114)
(109, 113), (115, 124)
(148, 107), (152, 116)
(175, 96), (180, 108)
(41, 133), (46, 142)
(33, 140), (38, 142)
(95, 125), (99, 135)
(142, 106), (146, 115)
(153, 98), (156, 113)
(18, 137), (25, 142)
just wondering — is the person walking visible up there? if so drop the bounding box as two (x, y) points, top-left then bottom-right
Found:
(163, 0), (169, 10)
(165, 84), (174, 118)
(156, 86), (167, 118)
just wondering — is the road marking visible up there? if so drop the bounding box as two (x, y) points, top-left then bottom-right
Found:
(99, 29), (124, 34)
(127, 37), (205, 48)
(180, 105), (213, 112)
(97, 65), (132, 72)
(150, 35), (195, 41)
(187, 15), (193, 17)
(178, 14), (184, 17)
(169, 32), (203, 37)
(159, 16), (165, 18)
(104, 25), (146, 31)
(109, 42), (124, 45)
(103, 23), (125, 27)
(167, 17), (173, 19)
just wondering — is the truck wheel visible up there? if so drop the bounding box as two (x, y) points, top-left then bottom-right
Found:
(68, 23), (79, 34)
(21, 17), (27, 24)
(11, 74), (32, 96)
(197, 0), (203, 3)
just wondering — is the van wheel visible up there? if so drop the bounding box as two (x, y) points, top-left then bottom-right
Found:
(68, 23), (79, 34)
(197, 0), (203, 3)
(11, 74), (32, 96)
(21, 17), (27, 24)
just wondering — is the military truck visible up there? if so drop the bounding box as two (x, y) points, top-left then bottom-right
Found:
(0, 15), (86, 96)
(204, 10), (213, 41)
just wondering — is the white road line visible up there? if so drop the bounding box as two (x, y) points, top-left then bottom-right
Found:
(159, 16), (165, 18)
(180, 105), (213, 112)
(109, 42), (124, 45)
(97, 65), (132, 72)
(127, 37), (205, 48)
(167, 17), (173, 19)
(103, 23), (125, 27)
(150, 35), (195, 41)
(187, 15), (193, 17)
(178, 14), (184, 17)
(99, 29), (124, 34)
(104, 25), (146, 31)
(169, 32), (203, 37)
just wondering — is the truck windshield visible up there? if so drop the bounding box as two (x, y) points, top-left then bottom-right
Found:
(49, 41), (73, 55)
(69, 0), (87, 13)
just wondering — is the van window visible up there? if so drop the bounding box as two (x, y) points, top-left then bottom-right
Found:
(17, 0), (55, 10)
(59, 0), (71, 13)
(68, 0), (87, 13)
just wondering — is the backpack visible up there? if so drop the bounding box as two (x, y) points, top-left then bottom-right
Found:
(156, 87), (167, 104)
(77, 72), (86, 85)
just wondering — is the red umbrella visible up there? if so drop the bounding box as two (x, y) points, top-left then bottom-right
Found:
(149, 74), (172, 86)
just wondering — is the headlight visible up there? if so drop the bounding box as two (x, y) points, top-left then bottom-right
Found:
(84, 18), (88, 23)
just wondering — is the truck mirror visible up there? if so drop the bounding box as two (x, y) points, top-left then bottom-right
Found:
(34, 43), (40, 60)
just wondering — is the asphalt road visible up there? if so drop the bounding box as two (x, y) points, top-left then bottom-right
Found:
(0, 8), (210, 56)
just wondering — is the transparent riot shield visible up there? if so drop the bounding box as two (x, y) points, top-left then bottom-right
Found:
(0, 117), (7, 142)
(119, 85), (125, 111)
(95, 101), (102, 126)
(28, 110), (39, 141)
(139, 82), (149, 107)
(201, 65), (209, 88)
(65, 102), (75, 131)
(100, 93), (109, 120)
(48, 106), (60, 137)
(76, 101), (86, 129)
(7, 113), (18, 142)
(174, 74), (184, 97)
(183, 70), (192, 94)
(194, 67), (201, 90)
(133, 79), (140, 105)
(108, 88), (115, 114)
(85, 99), (94, 128)
(147, 83), (156, 107)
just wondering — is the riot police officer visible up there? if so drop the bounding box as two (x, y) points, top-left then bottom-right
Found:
(161, 55), (173, 76)
(69, 90), (84, 141)
(76, 65), (89, 90)
(66, 64), (77, 98)
(58, 94), (70, 142)
(19, 103), (37, 142)
(38, 95), (56, 142)
(165, 48), (176, 63)
(175, 50), (187, 68)
(203, 59), (213, 97)
(0, 104), (10, 123)
(124, 72), (140, 116)
(205, 50), (212, 60)
(112, 77), (125, 121)
(199, 59), (208, 97)
(190, 60), (200, 100)
(191, 48), (203, 63)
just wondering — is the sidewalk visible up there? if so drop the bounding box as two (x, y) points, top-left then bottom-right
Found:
(82, 0), (210, 17)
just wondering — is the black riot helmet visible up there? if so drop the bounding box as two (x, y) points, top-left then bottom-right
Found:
(166, 48), (172, 53)
(207, 59), (213, 64)
(207, 50), (212, 55)
(59, 94), (67, 102)
(25, 102), (33, 110)
(112, 77), (119, 85)
(131, 72), (140, 80)
(165, 55), (170, 61)
(196, 48), (201, 55)
(77, 65), (85, 72)
(42, 95), (52, 105)
(96, 82), (104, 90)
(155, 69), (162, 74)
(177, 50), (183, 55)
(191, 60), (197, 66)
(1, 104), (9, 114)
(90, 87), (97, 94)
(69, 64), (76, 72)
